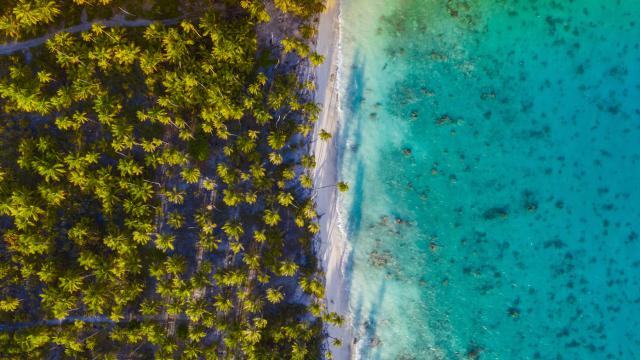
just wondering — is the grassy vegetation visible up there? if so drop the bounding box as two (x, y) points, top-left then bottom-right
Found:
(0, 0), (343, 358)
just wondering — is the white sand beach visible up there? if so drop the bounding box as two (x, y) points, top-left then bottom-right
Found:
(312, 0), (352, 359)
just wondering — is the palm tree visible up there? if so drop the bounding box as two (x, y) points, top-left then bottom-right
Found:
(181, 167), (200, 184)
(161, 27), (194, 64)
(277, 192), (294, 207)
(83, 285), (108, 314)
(299, 174), (313, 189)
(167, 211), (185, 230)
(278, 261), (298, 277)
(223, 188), (242, 207)
(319, 129), (332, 141)
(310, 53), (325, 67)
(263, 209), (280, 227)
(186, 298), (208, 322)
(267, 131), (287, 150)
(307, 222), (320, 234)
(164, 255), (186, 276)
(155, 233), (176, 251)
(265, 288), (284, 304)
(163, 187), (185, 204)
(37, 185), (66, 206)
(117, 158), (144, 177)
(300, 155), (316, 169)
(59, 273), (83, 293)
(13, 0), (61, 26)
(183, 343), (202, 359)
(40, 287), (77, 319)
(214, 294), (233, 314)
(337, 181), (350, 192)
(253, 230), (267, 243)
(0, 297), (20, 312)
(222, 221), (244, 241)
(35, 162), (66, 182)
(269, 152), (283, 165)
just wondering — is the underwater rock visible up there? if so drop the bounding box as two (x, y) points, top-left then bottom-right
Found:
(431, 162), (439, 175)
(430, 241), (438, 252)
(466, 346), (484, 359)
(446, 0), (459, 18)
(507, 307), (521, 318)
(482, 206), (509, 220)
(371, 336), (382, 347)
(481, 91), (497, 100)
(522, 190), (539, 212)
(420, 87), (435, 96)
(436, 114), (452, 125)
(369, 250), (393, 267)
(396, 354), (417, 360)
(430, 51), (448, 61)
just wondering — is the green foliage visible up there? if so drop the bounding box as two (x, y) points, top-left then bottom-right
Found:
(167, 211), (185, 229)
(0, 0), (61, 40)
(0, 0), (337, 357)
(181, 167), (201, 184)
(187, 133), (210, 161)
(266, 288), (284, 304)
(274, 0), (324, 18)
(337, 181), (349, 192)
(155, 233), (176, 251)
(0, 297), (20, 312)
(281, 37), (310, 57)
(309, 52), (325, 66)
(319, 128), (332, 141)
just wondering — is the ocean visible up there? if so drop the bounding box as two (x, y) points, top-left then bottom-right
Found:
(335, 0), (640, 358)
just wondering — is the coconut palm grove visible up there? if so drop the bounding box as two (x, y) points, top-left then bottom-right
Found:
(0, 0), (344, 358)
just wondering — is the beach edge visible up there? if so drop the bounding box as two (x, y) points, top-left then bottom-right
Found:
(312, 0), (352, 359)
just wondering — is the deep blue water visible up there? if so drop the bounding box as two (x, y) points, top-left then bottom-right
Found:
(337, 0), (640, 358)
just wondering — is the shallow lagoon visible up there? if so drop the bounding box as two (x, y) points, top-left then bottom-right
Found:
(337, 0), (640, 358)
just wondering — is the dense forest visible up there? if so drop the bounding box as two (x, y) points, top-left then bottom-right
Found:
(0, 0), (344, 358)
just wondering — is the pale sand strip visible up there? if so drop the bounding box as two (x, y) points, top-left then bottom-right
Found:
(312, 0), (352, 359)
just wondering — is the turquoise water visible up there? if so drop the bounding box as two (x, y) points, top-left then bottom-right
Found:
(337, 0), (640, 358)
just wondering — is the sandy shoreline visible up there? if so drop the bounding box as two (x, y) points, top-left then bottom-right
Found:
(311, 0), (352, 359)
